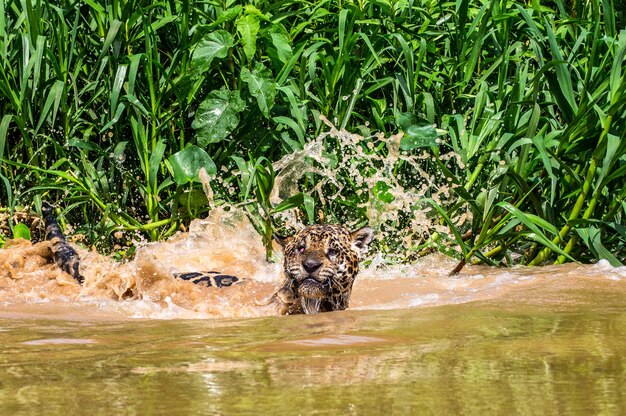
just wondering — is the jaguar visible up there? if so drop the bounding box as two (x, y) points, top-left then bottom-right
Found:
(272, 224), (374, 314)
(41, 202), (373, 315)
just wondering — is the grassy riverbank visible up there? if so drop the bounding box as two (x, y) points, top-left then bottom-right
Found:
(1, 0), (624, 267)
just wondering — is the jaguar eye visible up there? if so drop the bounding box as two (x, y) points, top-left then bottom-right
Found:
(327, 248), (338, 258)
(297, 245), (306, 253)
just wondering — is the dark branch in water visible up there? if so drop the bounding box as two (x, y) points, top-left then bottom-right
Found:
(449, 259), (466, 276)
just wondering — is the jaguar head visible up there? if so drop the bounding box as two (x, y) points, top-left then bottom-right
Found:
(275, 224), (374, 314)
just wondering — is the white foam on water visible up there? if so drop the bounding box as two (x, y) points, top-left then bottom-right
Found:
(22, 338), (97, 345)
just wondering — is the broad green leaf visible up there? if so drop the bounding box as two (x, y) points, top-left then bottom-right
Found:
(608, 222), (626, 240)
(241, 63), (276, 118)
(400, 125), (438, 150)
(373, 181), (394, 203)
(596, 133), (620, 191)
(338, 8), (349, 52)
(231, 155), (253, 200)
(32, 35), (45, 96)
(126, 54), (143, 95)
(242, 4), (268, 20)
(269, 28), (292, 63)
(602, 0), (616, 38)
(13, 223), (31, 241)
(113, 141), (128, 159)
(398, 113), (438, 150)
(169, 145), (217, 185)
(236, 13), (260, 61)
(178, 189), (209, 209)
(421, 92), (435, 124)
(191, 30), (234, 73)
(192, 88), (245, 145)
(125, 93), (150, 117)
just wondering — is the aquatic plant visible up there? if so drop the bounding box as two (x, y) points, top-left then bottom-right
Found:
(0, 0), (624, 268)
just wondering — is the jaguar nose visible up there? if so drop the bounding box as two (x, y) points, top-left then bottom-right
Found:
(302, 257), (322, 274)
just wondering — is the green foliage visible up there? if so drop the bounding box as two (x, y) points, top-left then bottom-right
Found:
(191, 30), (234, 74)
(192, 88), (246, 146)
(168, 145), (216, 186)
(12, 223), (31, 241)
(0, 0), (623, 267)
(398, 113), (438, 150)
(241, 63), (276, 119)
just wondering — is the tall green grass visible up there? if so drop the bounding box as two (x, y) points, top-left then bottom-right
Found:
(0, 0), (624, 267)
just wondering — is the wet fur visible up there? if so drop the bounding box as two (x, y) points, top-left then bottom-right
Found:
(42, 202), (372, 315)
(42, 202), (84, 284)
(275, 224), (374, 315)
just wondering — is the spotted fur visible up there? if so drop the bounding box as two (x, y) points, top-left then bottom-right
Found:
(176, 271), (241, 287)
(274, 224), (374, 314)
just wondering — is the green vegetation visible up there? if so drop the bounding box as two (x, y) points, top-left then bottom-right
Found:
(0, 0), (624, 268)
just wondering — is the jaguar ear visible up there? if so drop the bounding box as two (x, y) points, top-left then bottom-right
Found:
(350, 226), (374, 253)
(273, 233), (291, 248)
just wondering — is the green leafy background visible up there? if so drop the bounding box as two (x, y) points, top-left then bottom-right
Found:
(0, 0), (624, 267)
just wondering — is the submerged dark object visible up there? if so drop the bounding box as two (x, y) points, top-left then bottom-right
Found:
(176, 271), (240, 287)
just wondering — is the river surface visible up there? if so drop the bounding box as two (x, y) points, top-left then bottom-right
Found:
(1, 213), (626, 414)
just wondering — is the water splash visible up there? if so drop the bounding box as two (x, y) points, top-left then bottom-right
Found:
(1, 123), (625, 319)
(268, 116), (463, 262)
(1, 229), (624, 320)
(0, 208), (283, 319)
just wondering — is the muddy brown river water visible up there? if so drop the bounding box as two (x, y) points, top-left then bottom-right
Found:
(1, 213), (626, 414)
